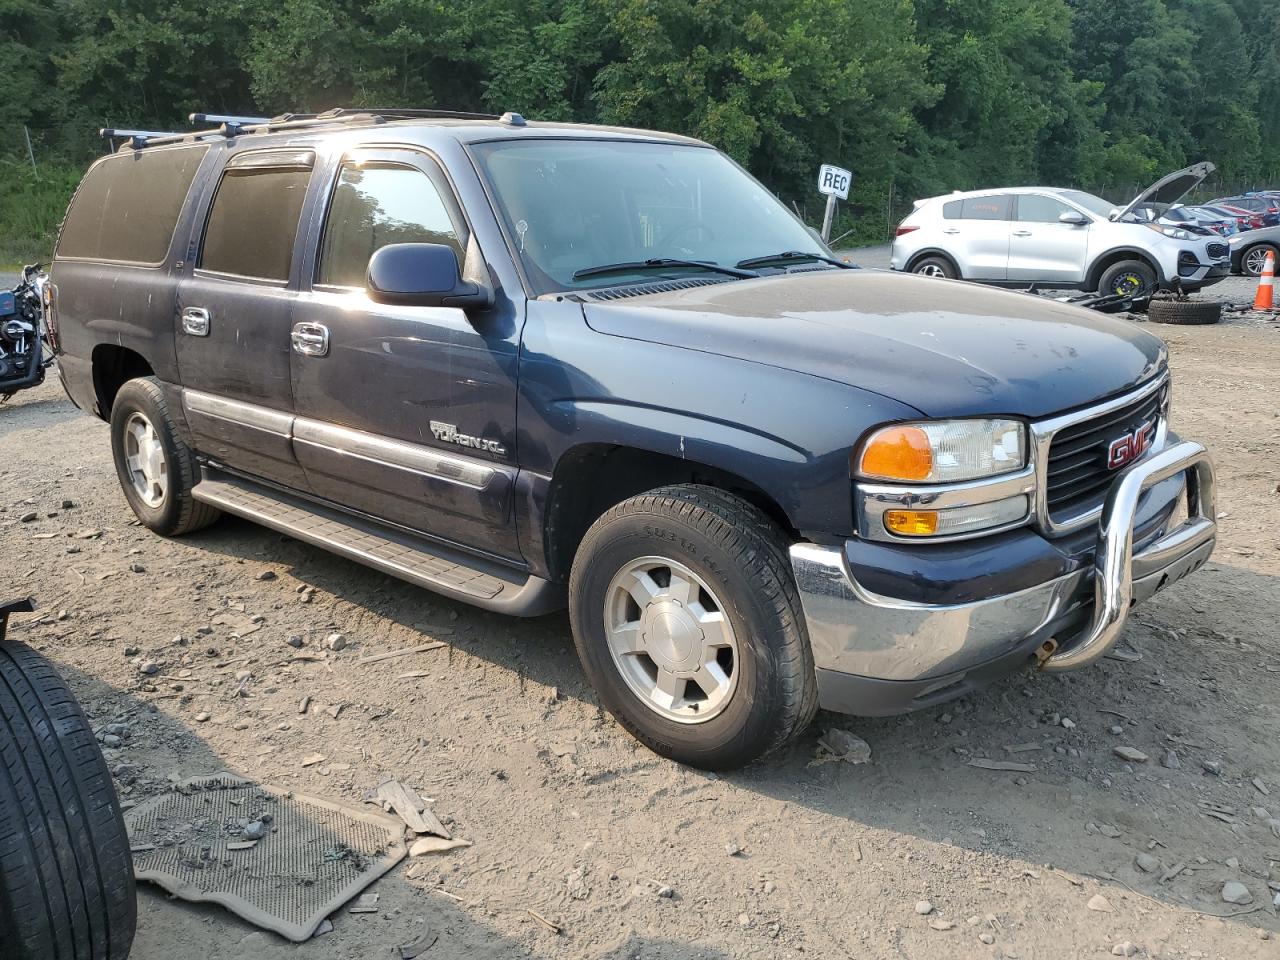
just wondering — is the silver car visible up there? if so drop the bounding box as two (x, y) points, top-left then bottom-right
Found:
(891, 163), (1231, 296)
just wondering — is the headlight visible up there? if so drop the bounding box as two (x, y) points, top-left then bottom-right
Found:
(857, 419), (1026, 483)
(1145, 223), (1197, 241)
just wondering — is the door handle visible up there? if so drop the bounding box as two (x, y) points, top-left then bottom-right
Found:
(942, 227), (960, 235)
(291, 322), (330, 357)
(181, 307), (210, 337)
(1012, 229), (1032, 237)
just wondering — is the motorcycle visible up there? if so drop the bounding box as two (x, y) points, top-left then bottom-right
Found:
(0, 264), (53, 402)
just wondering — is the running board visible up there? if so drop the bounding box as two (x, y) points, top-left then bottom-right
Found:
(192, 470), (565, 616)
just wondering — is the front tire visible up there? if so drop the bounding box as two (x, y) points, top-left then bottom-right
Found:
(1241, 243), (1279, 277)
(0, 641), (137, 960)
(569, 485), (818, 770)
(1097, 259), (1158, 298)
(109, 377), (220, 535)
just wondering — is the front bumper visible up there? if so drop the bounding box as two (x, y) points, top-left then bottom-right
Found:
(792, 440), (1216, 716)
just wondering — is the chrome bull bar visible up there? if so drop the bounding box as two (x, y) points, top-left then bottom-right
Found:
(1039, 439), (1216, 672)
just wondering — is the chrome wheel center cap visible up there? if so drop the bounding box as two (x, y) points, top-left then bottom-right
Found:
(643, 601), (702, 672)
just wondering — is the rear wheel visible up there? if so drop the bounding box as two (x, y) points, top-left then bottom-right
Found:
(1241, 243), (1279, 277)
(569, 485), (818, 770)
(0, 640), (137, 959)
(911, 255), (957, 279)
(109, 377), (220, 535)
(1097, 260), (1158, 298)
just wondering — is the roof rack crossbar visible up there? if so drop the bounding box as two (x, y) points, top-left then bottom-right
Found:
(189, 113), (271, 125)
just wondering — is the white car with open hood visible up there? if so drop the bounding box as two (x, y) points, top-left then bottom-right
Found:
(891, 162), (1231, 296)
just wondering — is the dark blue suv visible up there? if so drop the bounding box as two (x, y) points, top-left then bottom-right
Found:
(47, 109), (1218, 768)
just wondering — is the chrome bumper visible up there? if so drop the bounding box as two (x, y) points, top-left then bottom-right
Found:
(790, 440), (1216, 698)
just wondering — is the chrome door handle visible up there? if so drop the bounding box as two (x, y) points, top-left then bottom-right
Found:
(1012, 229), (1032, 237)
(181, 307), (210, 337)
(941, 227), (960, 235)
(291, 322), (330, 357)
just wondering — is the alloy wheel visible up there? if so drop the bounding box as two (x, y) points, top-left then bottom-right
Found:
(604, 556), (739, 723)
(123, 412), (168, 508)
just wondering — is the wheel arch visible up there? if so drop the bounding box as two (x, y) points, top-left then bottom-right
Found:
(540, 442), (801, 583)
(90, 344), (155, 420)
(1085, 248), (1165, 292)
(904, 248), (962, 277)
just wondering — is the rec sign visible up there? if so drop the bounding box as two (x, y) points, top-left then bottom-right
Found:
(817, 164), (852, 200)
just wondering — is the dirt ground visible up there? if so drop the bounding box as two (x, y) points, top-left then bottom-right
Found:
(2, 271), (1279, 960)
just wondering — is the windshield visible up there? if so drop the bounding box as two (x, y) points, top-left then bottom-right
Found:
(470, 138), (827, 295)
(1059, 190), (1116, 219)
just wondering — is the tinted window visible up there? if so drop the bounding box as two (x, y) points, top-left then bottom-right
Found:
(961, 196), (1010, 220)
(1016, 195), (1074, 223)
(942, 200), (962, 219)
(57, 146), (207, 264)
(317, 163), (464, 288)
(201, 159), (312, 281)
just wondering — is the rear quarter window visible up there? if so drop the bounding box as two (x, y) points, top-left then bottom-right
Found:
(56, 145), (208, 264)
(942, 200), (962, 219)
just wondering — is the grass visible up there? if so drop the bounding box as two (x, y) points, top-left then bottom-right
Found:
(0, 158), (83, 268)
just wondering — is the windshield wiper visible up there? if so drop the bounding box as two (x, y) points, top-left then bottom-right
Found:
(735, 250), (854, 270)
(571, 258), (758, 281)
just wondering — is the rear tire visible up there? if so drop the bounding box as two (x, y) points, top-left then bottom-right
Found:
(569, 485), (818, 770)
(1097, 260), (1158, 298)
(911, 255), (957, 279)
(109, 377), (220, 535)
(0, 641), (137, 960)
(1241, 243), (1279, 277)
(1147, 299), (1222, 325)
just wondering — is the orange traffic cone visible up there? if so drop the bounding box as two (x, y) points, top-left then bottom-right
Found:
(1254, 249), (1276, 310)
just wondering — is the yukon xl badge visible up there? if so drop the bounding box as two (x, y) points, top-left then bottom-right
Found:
(430, 420), (507, 456)
(1107, 420), (1156, 470)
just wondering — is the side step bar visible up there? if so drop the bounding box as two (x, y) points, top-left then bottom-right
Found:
(192, 469), (565, 617)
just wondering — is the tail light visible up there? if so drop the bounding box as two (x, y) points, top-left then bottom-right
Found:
(895, 224), (919, 237)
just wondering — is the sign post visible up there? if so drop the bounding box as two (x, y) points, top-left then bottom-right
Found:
(817, 163), (852, 243)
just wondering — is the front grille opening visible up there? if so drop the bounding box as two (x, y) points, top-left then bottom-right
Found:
(1045, 385), (1166, 519)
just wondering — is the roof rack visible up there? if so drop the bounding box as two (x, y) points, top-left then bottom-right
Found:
(103, 106), (507, 152)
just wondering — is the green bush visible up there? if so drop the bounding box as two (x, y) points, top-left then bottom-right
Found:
(0, 160), (82, 269)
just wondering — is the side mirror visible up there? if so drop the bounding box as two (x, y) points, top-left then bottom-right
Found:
(366, 243), (492, 309)
(1059, 210), (1089, 226)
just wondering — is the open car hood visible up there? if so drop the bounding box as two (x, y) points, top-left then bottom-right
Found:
(1112, 161), (1216, 222)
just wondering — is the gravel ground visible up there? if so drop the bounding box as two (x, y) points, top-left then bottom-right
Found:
(1, 264), (1278, 959)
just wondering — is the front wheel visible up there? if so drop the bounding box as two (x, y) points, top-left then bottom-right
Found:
(569, 485), (818, 770)
(1097, 260), (1158, 298)
(1241, 243), (1279, 277)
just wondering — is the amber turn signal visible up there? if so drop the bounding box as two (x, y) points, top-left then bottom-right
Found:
(883, 509), (940, 536)
(859, 426), (933, 481)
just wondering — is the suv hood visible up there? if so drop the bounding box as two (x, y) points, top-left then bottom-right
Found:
(581, 270), (1165, 419)
(1112, 161), (1216, 222)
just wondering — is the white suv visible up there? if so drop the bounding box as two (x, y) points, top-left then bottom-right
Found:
(891, 163), (1231, 296)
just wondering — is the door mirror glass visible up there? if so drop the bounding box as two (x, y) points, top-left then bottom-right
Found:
(1058, 210), (1089, 226)
(366, 243), (492, 308)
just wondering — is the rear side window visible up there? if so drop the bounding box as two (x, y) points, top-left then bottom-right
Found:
(942, 200), (962, 219)
(200, 151), (314, 282)
(317, 163), (464, 288)
(961, 196), (1010, 220)
(56, 146), (208, 264)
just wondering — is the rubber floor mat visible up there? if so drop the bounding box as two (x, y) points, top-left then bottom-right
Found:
(125, 772), (407, 941)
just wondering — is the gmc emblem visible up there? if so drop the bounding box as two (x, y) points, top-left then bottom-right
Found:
(1107, 420), (1156, 470)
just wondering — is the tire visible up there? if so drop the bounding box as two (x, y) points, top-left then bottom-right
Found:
(569, 484), (818, 770)
(1097, 260), (1158, 298)
(1240, 243), (1279, 277)
(0, 641), (137, 960)
(1147, 299), (1222, 325)
(110, 376), (220, 535)
(910, 255), (957, 279)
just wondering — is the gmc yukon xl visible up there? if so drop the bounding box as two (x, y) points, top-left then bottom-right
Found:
(47, 109), (1217, 769)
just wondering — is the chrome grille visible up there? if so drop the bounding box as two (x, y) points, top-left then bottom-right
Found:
(1207, 241), (1228, 260)
(1044, 384), (1167, 519)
